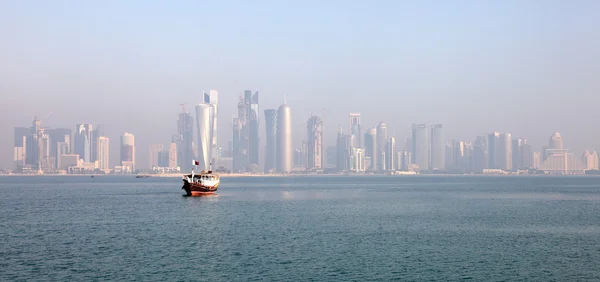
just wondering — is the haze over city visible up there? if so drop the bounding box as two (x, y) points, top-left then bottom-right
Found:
(1, 0), (599, 170)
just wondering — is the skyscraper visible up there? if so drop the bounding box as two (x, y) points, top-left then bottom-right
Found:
(351, 148), (365, 172)
(430, 124), (445, 171)
(364, 128), (377, 171)
(276, 103), (292, 173)
(386, 137), (396, 171)
(25, 117), (42, 170)
(196, 103), (215, 171)
(488, 132), (512, 170)
(306, 115), (324, 170)
(264, 109), (278, 173)
(472, 136), (488, 172)
(120, 132), (135, 172)
(521, 141), (533, 169)
(74, 124), (92, 162)
(336, 127), (350, 171)
(149, 144), (164, 169)
(349, 113), (361, 149)
(13, 127), (28, 169)
(246, 90), (260, 166)
(233, 90), (259, 172)
(90, 129), (100, 163)
(176, 111), (194, 171)
(97, 136), (110, 171)
(376, 122), (387, 171)
(203, 90), (219, 165)
(168, 142), (177, 168)
(412, 124), (429, 171)
(45, 128), (71, 168)
(512, 139), (523, 169)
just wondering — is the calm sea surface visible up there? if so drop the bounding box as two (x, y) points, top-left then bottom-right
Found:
(1, 175), (600, 281)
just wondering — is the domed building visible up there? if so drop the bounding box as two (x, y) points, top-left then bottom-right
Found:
(539, 132), (585, 174)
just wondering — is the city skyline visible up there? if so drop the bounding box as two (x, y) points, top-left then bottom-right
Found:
(8, 91), (600, 174)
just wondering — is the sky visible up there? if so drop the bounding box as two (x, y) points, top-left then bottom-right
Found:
(1, 0), (599, 169)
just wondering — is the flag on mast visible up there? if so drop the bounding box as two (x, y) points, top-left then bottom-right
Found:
(193, 160), (199, 166)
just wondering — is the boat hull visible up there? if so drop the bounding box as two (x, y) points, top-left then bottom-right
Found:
(182, 180), (219, 196)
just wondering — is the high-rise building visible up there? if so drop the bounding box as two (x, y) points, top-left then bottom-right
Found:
(521, 141), (533, 169)
(549, 132), (564, 149)
(582, 151), (599, 170)
(488, 132), (512, 170)
(532, 152), (541, 169)
(512, 139), (523, 169)
(336, 127), (350, 171)
(386, 137), (396, 171)
(158, 150), (170, 167)
(149, 144), (164, 169)
(376, 122), (387, 171)
(351, 148), (365, 172)
(350, 113), (361, 148)
(74, 124), (93, 163)
(232, 117), (245, 172)
(168, 142), (177, 168)
(246, 90), (260, 166)
(430, 124), (444, 171)
(397, 151), (411, 171)
(203, 90), (219, 165)
(97, 136), (110, 171)
(233, 90), (259, 172)
(364, 128), (377, 171)
(307, 115), (324, 170)
(45, 128), (71, 168)
(264, 109), (278, 173)
(120, 132), (135, 171)
(276, 103), (292, 173)
(90, 129), (100, 163)
(25, 117), (43, 170)
(13, 127), (29, 169)
(175, 111), (194, 172)
(412, 124), (429, 171)
(196, 103), (215, 171)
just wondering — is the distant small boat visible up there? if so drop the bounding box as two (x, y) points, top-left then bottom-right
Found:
(90, 175), (94, 178)
(136, 175), (151, 179)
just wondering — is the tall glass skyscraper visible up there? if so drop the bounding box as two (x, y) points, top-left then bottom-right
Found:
(276, 103), (292, 173)
(74, 124), (92, 163)
(430, 124), (445, 171)
(412, 124), (429, 171)
(306, 115), (324, 170)
(97, 136), (110, 171)
(203, 90), (219, 165)
(195, 103), (214, 171)
(120, 132), (135, 171)
(349, 113), (361, 149)
(177, 112), (194, 171)
(488, 132), (512, 170)
(264, 109), (278, 173)
(376, 122), (387, 171)
(233, 90), (259, 172)
(364, 128), (377, 171)
(386, 137), (396, 171)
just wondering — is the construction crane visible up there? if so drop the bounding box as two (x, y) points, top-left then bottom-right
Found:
(41, 112), (53, 121)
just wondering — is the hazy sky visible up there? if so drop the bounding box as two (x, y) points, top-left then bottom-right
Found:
(1, 0), (599, 169)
